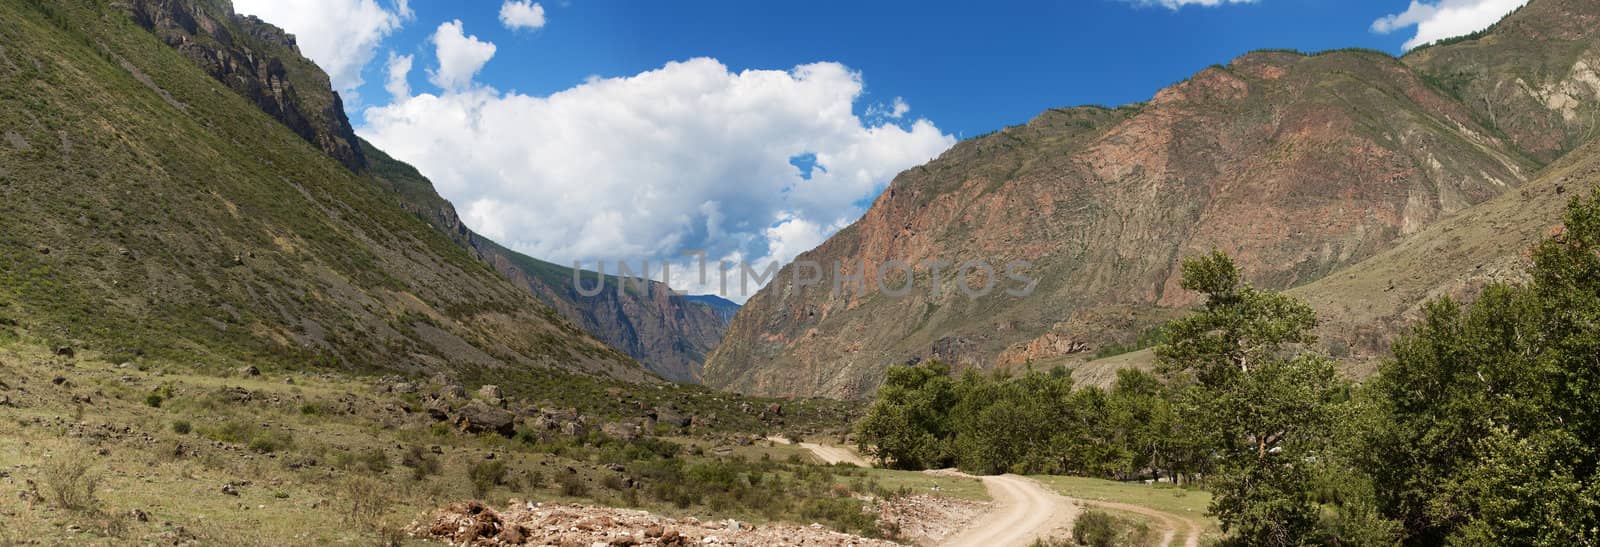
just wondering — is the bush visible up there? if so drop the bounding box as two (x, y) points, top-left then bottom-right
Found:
(360, 448), (389, 474)
(41, 446), (101, 510)
(339, 475), (392, 530)
(469, 461), (507, 499)
(247, 431), (293, 454)
(1071, 510), (1149, 547)
(144, 393), (163, 408)
(559, 472), (588, 497)
(401, 445), (440, 481)
(171, 420), (191, 434)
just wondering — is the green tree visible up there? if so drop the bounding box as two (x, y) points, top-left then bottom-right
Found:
(1364, 193), (1600, 545)
(854, 361), (959, 469)
(1157, 251), (1342, 545)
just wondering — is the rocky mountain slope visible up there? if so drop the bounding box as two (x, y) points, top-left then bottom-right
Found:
(704, 0), (1600, 398)
(107, 0), (733, 381)
(361, 142), (732, 382)
(124, 0), (366, 171)
(0, 0), (645, 381)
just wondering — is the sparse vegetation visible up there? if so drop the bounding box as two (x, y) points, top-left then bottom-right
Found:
(40, 446), (101, 511)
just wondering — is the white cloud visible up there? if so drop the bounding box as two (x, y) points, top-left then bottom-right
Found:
(360, 58), (954, 300)
(428, 20), (498, 92)
(499, 0), (547, 31)
(1131, 0), (1257, 10)
(385, 52), (413, 100)
(232, 0), (411, 100)
(1372, 0), (1528, 50)
(867, 97), (911, 120)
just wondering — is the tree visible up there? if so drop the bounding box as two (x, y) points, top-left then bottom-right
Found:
(1363, 193), (1600, 545)
(1157, 251), (1342, 545)
(854, 362), (958, 469)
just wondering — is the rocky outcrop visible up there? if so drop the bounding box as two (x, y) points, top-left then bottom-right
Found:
(122, 0), (366, 171)
(705, 2), (1600, 398)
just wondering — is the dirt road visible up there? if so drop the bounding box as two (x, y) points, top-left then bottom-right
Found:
(764, 436), (871, 467)
(776, 439), (1195, 547)
(1079, 498), (1202, 547)
(939, 474), (1079, 547)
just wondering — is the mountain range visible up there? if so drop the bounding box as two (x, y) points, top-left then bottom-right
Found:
(703, 0), (1600, 398)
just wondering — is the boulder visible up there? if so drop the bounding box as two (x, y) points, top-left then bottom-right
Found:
(476, 384), (504, 407)
(238, 365), (260, 377)
(601, 420), (643, 441)
(453, 402), (516, 437)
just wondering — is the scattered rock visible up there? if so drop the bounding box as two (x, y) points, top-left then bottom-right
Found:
(496, 523), (529, 545)
(221, 483), (240, 496)
(477, 384), (504, 407)
(601, 421), (643, 441)
(416, 501), (894, 546)
(53, 346), (74, 358)
(238, 365), (260, 377)
(129, 509), (149, 522)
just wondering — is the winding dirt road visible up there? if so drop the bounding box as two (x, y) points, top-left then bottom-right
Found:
(1079, 498), (1202, 547)
(939, 474), (1079, 547)
(772, 438), (1201, 547)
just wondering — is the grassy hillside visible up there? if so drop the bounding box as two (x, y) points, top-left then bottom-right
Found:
(0, 0), (641, 381)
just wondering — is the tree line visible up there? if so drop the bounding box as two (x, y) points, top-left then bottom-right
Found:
(855, 193), (1600, 545)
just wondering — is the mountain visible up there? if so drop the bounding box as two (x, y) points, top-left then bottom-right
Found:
(685, 295), (741, 323)
(704, 0), (1600, 398)
(125, 0), (366, 171)
(0, 0), (645, 381)
(105, 0), (734, 382)
(360, 138), (731, 383)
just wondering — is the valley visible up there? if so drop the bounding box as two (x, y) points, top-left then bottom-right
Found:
(3, 0), (1600, 544)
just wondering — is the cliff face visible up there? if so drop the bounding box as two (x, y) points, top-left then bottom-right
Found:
(705, 0), (1600, 398)
(122, 0), (367, 171)
(362, 144), (731, 383)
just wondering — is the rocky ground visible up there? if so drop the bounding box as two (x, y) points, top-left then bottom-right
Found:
(413, 494), (987, 546)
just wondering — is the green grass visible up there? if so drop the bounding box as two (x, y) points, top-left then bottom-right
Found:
(1032, 475), (1222, 542)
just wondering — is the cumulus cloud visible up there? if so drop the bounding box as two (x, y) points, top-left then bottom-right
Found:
(384, 52), (413, 100)
(1372, 0), (1528, 50)
(428, 20), (498, 91)
(232, 0), (411, 100)
(499, 0), (547, 31)
(360, 58), (955, 299)
(1129, 0), (1257, 10)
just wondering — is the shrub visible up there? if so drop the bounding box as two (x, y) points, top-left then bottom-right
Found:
(41, 446), (101, 510)
(468, 461), (507, 499)
(246, 430), (293, 454)
(401, 445), (440, 481)
(171, 420), (191, 434)
(559, 472), (588, 497)
(144, 393), (163, 408)
(1071, 510), (1149, 547)
(339, 475), (392, 529)
(355, 448), (389, 474)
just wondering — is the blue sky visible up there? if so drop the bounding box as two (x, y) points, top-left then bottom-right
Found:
(358, 0), (1468, 137)
(233, 0), (1527, 299)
